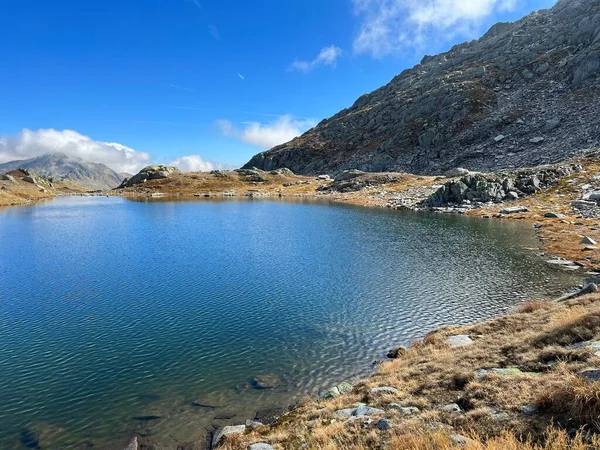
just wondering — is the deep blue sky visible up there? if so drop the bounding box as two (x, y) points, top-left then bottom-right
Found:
(0, 0), (556, 172)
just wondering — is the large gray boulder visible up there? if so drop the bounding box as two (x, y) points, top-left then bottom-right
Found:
(119, 165), (181, 188)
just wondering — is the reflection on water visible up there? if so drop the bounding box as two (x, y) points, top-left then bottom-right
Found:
(0, 197), (578, 449)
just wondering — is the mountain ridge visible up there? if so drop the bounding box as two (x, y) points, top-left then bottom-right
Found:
(244, 0), (600, 175)
(0, 152), (123, 190)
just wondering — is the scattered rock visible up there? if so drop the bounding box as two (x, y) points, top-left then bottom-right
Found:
(370, 386), (400, 396)
(386, 346), (408, 359)
(123, 437), (138, 450)
(355, 405), (385, 417)
(269, 168), (295, 177)
(440, 403), (461, 412)
(318, 382), (353, 400)
(578, 369), (600, 382)
(445, 335), (474, 347)
(450, 434), (469, 446)
(211, 425), (246, 448)
(529, 137), (545, 144)
(501, 206), (529, 214)
(445, 168), (470, 178)
(333, 408), (356, 418)
(120, 165), (181, 188)
(248, 444), (274, 450)
(521, 404), (539, 415)
(544, 212), (567, 218)
(245, 420), (263, 429)
(581, 236), (598, 245)
(387, 404), (420, 415)
(376, 418), (391, 430)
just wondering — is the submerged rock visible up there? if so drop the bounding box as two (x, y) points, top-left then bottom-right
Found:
(250, 375), (281, 390)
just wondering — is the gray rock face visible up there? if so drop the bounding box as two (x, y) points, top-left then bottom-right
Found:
(119, 165), (181, 188)
(425, 164), (579, 207)
(324, 172), (401, 193)
(244, 0), (600, 176)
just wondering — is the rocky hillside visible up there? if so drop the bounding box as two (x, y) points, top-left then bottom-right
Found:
(0, 152), (123, 191)
(245, 0), (600, 176)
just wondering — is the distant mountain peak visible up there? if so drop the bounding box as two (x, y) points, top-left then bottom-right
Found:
(0, 152), (122, 190)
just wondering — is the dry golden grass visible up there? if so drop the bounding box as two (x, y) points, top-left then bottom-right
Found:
(514, 300), (553, 314)
(215, 294), (600, 450)
(0, 169), (85, 207)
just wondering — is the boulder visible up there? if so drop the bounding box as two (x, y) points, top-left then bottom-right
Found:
(387, 404), (420, 415)
(501, 206), (529, 214)
(581, 236), (598, 245)
(578, 369), (600, 382)
(269, 168), (295, 177)
(440, 403), (461, 412)
(120, 165), (181, 188)
(250, 375), (281, 390)
(334, 170), (365, 182)
(386, 346), (408, 359)
(445, 168), (470, 178)
(248, 444), (274, 450)
(355, 405), (385, 417)
(445, 335), (474, 347)
(376, 418), (391, 430)
(0, 174), (15, 182)
(123, 437), (138, 450)
(211, 425), (246, 448)
(545, 212), (566, 218)
(370, 387), (400, 396)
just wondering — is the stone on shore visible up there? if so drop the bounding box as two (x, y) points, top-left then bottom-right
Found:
(319, 382), (353, 400)
(501, 206), (529, 214)
(581, 236), (598, 245)
(370, 386), (400, 396)
(123, 437), (138, 450)
(212, 425), (246, 448)
(386, 346), (407, 359)
(440, 403), (461, 412)
(544, 212), (566, 218)
(446, 335), (474, 347)
(248, 444), (274, 450)
(567, 340), (600, 357)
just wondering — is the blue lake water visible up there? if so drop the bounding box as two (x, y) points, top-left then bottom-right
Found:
(0, 196), (578, 449)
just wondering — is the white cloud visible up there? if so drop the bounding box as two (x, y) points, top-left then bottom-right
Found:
(238, 73), (245, 80)
(352, 0), (519, 57)
(290, 45), (343, 72)
(169, 155), (215, 172)
(217, 115), (317, 149)
(0, 128), (151, 174)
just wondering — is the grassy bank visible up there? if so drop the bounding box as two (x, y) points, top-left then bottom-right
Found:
(216, 293), (600, 449)
(0, 169), (85, 207)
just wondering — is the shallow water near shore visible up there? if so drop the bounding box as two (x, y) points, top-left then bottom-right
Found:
(0, 196), (579, 449)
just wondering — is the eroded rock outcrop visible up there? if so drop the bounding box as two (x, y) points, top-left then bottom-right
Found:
(118, 165), (181, 188)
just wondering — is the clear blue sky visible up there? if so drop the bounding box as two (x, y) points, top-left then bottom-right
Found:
(0, 0), (556, 172)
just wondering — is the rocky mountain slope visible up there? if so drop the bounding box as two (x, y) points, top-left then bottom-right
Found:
(0, 152), (123, 190)
(245, 0), (600, 176)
